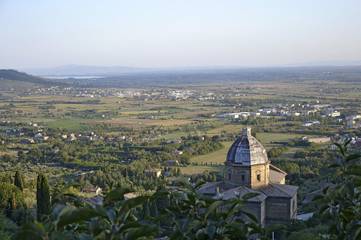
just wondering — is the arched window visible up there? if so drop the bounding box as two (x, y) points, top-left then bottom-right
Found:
(256, 170), (261, 182)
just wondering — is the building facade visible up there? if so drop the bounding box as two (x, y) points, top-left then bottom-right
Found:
(198, 127), (298, 226)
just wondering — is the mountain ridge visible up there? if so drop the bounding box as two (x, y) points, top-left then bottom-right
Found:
(0, 69), (65, 87)
(23, 64), (146, 76)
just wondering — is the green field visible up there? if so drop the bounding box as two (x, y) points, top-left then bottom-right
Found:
(46, 118), (87, 130)
(191, 141), (232, 164)
(256, 132), (305, 146)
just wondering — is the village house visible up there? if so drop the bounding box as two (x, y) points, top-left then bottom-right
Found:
(144, 169), (162, 178)
(166, 160), (180, 166)
(82, 185), (103, 196)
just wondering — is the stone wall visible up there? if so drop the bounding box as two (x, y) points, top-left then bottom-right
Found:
(265, 197), (295, 224)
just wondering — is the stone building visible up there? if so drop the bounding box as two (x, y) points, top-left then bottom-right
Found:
(198, 127), (298, 226)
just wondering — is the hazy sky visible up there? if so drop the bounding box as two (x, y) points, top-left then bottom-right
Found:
(1, 0), (361, 68)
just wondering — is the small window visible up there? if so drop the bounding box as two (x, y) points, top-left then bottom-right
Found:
(228, 173), (232, 180)
(241, 175), (245, 182)
(257, 174), (261, 182)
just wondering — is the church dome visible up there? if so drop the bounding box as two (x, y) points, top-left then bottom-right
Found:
(226, 127), (269, 165)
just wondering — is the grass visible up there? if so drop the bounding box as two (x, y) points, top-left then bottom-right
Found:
(191, 141), (232, 164)
(46, 119), (87, 130)
(206, 124), (245, 135)
(256, 132), (304, 145)
(102, 118), (195, 127)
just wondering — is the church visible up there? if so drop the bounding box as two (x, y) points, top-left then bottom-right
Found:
(198, 127), (298, 226)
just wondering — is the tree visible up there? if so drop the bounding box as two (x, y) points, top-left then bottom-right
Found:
(5, 193), (17, 219)
(15, 182), (261, 239)
(315, 139), (361, 239)
(0, 183), (24, 209)
(36, 174), (51, 221)
(14, 171), (24, 192)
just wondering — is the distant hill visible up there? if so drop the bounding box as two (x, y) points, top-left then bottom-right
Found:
(49, 65), (361, 88)
(0, 69), (53, 85)
(24, 64), (145, 76)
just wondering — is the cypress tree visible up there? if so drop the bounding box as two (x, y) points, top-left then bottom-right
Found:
(36, 174), (51, 221)
(5, 193), (17, 219)
(14, 171), (24, 192)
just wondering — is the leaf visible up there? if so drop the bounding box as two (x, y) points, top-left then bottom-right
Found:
(204, 201), (223, 220)
(319, 204), (329, 215)
(14, 222), (46, 240)
(242, 192), (259, 200)
(240, 210), (258, 223)
(346, 153), (361, 162)
(329, 163), (341, 168)
(104, 187), (132, 203)
(346, 166), (361, 176)
(119, 196), (150, 215)
(123, 224), (159, 240)
(334, 143), (345, 157)
(194, 180), (206, 189)
(353, 225), (361, 240)
(312, 194), (324, 201)
(322, 186), (330, 194)
(206, 224), (217, 238)
(345, 138), (352, 147)
(56, 206), (106, 229)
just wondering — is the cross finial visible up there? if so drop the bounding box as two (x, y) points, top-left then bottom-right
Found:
(242, 127), (252, 136)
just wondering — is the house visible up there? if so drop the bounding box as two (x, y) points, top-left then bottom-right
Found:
(219, 112), (251, 119)
(34, 133), (49, 142)
(323, 108), (341, 117)
(307, 137), (331, 144)
(20, 138), (35, 144)
(174, 150), (183, 155)
(346, 115), (361, 129)
(82, 185), (102, 196)
(166, 160), (179, 166)
(144, 169), (162, 178)
(69, 133), (77, 141)
(303, 120), (320, 127)
(124, 192), (140, 200)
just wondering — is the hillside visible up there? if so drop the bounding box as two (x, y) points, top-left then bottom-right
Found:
(0, 69), (52, 85)
(24, 64), (144, 76)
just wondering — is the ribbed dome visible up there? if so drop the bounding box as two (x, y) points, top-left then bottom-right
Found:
(226, 128), (269, 165)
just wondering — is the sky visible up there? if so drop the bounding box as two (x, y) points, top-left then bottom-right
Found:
(1, 0), (361, 69)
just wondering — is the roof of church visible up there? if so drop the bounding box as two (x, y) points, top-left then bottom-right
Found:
(270, 164), (287, 184)
(197, 182), (297, 202)
(197, 181), (267, 202)
(259, 184), (298, 198)
(226, 127), (269, 166)
(197, 181), (297, 202)
(219, 186), (267, 202)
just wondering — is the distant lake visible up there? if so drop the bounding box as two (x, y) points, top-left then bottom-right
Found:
(44, 75), (104, 79)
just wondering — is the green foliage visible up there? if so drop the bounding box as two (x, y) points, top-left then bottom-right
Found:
(12, 182), (261, 239)
(14, 171), (24, 192)
(0, 213), (17, 240)
(36, 174), (51, 221)
(267, 146), (288, 158)
(314, 140), (361, 239)
(0, 182), (24, 209)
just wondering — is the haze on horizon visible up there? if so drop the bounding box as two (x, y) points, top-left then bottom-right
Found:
(1, 0), (361, 69)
